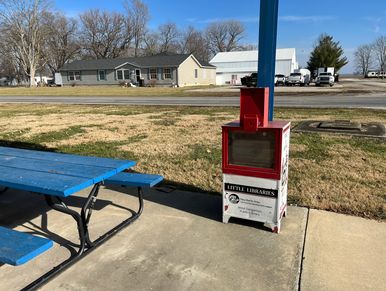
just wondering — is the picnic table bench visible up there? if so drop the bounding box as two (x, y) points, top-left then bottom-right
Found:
(0, 226), (53, 266)
(0, 146), (162, 290)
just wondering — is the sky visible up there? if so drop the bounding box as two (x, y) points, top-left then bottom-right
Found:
(55, 0), (386, 73)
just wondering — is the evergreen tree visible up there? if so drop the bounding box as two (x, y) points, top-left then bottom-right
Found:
(307, 34), (348, 73)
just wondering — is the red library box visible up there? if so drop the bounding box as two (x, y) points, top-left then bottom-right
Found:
(222, 88), (290, 233)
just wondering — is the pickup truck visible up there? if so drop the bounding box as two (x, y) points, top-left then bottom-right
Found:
(286, 69), (311, 86)
(241, 73), (257, 87)
(315, 72), (335, 86)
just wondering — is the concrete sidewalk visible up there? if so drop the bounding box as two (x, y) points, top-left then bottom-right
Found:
(0, 187), (385, 290)
(301, 209), (386, 291)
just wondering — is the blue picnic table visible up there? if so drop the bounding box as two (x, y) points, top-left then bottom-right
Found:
(0, 146), (160, 290)
(0, 146), (136, 196)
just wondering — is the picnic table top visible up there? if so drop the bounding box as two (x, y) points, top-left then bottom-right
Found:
(0, 146), (136, 197)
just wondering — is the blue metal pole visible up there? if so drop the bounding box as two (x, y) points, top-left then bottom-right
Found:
(257, 0), (279, 121)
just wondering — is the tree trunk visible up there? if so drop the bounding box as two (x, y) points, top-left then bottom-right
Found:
(29, 65), (36, 88)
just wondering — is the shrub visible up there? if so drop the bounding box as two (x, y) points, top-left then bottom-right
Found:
(148, 80), (157, 87)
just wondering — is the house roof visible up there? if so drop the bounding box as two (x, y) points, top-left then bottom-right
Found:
(209, 48), (296, 64)
(61, 54), (215, 71)
(199, 60), (216, 68)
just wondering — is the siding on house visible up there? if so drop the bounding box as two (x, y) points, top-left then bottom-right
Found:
(60, 54), (216, 87)
(63, 69), (118, 85)
(142, 67), (178, 86)
(62, 67), (179, 87)
(178, 57), (216, 87)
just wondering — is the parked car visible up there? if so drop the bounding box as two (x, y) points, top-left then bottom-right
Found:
(274, 74), (286, 86)
(365, 70), (385, 78)
(366, 71), (378, 78)
(241, 73), (258, 87)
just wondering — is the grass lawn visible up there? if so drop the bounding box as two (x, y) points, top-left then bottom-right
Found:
(0, 85), (238, 97)
(0, 104), (385, 220)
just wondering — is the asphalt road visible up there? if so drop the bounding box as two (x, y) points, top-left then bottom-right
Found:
(0, 93), (385, 109)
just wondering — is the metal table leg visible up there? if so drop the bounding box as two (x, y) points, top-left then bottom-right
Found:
(22, 183), (144, 291)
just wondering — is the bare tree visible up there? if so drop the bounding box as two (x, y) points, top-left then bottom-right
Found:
(158, 23), (179, 53)
(142, 31), (160, 56)
(0, 40), (22, 80)
(0, 29), (36, 83)
(354, 44), (373, 76)
(205, 20), (245, 55)
(178, 26), (210, 61)
(226, 20), (245, 51)
(373, 36), (386, 72)
(0, 0), (51, 87)
(179, 26), (196, 54)
(124, 0), (149, 57)
(79, 9), (126, 59)
(238, 44), (258, 51)
(43, 12), (80, 74)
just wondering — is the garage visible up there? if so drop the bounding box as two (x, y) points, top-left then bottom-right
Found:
(209, 49), (299, 85)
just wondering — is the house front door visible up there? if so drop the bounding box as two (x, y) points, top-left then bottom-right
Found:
(135, 69), (141, 82)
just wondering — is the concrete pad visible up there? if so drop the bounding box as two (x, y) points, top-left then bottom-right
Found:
(0, 187), (307, 290)
(301, 209), (386, 291)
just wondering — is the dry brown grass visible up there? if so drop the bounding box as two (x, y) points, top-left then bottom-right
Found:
(0, 85), (239, 97)
(290, 146), (385, 219)
(0, 104), (384, 220)
(0, 78), (384, 97)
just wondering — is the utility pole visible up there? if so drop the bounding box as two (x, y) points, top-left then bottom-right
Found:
(257, 0), (279, 121)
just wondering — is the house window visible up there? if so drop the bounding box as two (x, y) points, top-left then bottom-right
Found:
(116, 69), (130, 80)
(150, 68), (157, 80)
(98, 70), (106, 81)
(69, 71), (81, 81)
(117, 70), (123, 80)
(163, 68), (172, 79)
(194, 69), (198, 78)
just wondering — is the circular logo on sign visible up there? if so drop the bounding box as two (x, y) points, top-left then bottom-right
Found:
(229, 194), (240, 204)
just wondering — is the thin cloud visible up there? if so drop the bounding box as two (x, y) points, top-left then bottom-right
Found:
(187, 17), (259, 24)
(189, 15), (334, 24)
(362, 16), (383, 33)
(279, 15), (335, 22)
(362, 16), (382, 22)
(186, 18), (198, 23)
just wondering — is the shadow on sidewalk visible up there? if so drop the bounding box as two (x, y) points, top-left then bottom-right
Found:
(106, 182), (222, 221)
(0, 188), (120, 256)
(105, 180), (270, 231)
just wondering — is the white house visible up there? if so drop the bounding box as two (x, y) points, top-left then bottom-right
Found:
(209, 48), (298, 85)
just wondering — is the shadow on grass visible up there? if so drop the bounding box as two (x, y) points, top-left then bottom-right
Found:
(0, 140), (54, 151)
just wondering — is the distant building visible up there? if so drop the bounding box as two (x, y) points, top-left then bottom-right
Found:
(209, 49), (298, 85)
(59, 54), (216, 87)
